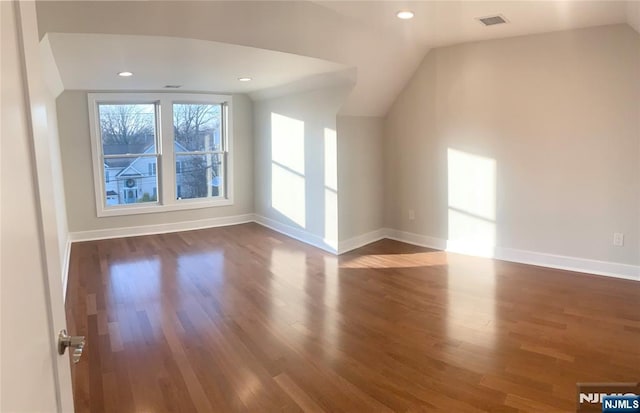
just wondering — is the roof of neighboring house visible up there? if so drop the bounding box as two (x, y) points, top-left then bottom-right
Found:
(106, 160), (135, 169)
(104, 142), (154, 169)
(114, 141), (190, 177)
(118, 168), (143, 177)
(103, 143), (151, 155)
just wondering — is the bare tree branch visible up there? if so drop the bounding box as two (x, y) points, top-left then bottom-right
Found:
(100, 104), (155, 145)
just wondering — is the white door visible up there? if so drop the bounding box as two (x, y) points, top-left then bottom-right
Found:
(1, 1), (74, 412)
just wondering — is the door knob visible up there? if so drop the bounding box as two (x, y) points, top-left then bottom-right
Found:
(58, 329), (85, 364)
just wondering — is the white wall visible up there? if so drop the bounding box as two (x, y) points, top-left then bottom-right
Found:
(38, 30), (69, 286)
(385, 24), (640, 269)
(55, 91), (254, 234)
(45, 94), (70, 287)
(337, 116), (384, 244)
(253, 86), (351, 251)
(628, 1), (640, 34)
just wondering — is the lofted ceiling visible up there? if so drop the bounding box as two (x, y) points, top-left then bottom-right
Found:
(37, 1), (639, 117)
(42, 33), (351, 97)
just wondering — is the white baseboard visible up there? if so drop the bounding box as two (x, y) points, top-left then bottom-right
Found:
(66, 216), (640, 282)
(62, 235), (72, 303)
(384, 228), (447, 251)
(384, 228), (639, 282)
(253, 214), (337, 254)
(494, 246), (640, 281)
(338, 229), (387, 254)
(69, 213), (255, 242)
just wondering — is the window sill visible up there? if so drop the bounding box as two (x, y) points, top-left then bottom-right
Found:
(97, 198), (233, 217)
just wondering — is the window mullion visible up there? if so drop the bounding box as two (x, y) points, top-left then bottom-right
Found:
(224, 101), (233, 201)
(159, 97), (176, 205)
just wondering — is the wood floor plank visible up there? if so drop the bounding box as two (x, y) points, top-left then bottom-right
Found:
(274, 373), (326, 413)
(66, 223), (640, 412)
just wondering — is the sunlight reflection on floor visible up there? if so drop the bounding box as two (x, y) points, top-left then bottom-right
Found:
(340, 251), (449, 269)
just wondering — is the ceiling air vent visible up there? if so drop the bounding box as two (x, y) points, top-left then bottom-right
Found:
(477, 15), (508, 26)
(164, 85), (182, 89)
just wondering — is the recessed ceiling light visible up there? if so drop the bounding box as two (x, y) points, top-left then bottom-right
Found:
(238, 77), (252, 82)
(117, 71), (133, 77)
(396, 10), (414, 20)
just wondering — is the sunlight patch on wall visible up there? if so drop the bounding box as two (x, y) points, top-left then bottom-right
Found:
(271, 113), (306, 228)
(447, 148), (497, 257)
(272, 164), (306, 228)
(324, 128), (337, 191)
(271, 113), (304, 174)
(324, 128), (338, 249)
(324, 189), (338, 249)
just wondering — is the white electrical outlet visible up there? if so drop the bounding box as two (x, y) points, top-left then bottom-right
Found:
(613, 232), (624, 247)
(408, 209), (415, 221)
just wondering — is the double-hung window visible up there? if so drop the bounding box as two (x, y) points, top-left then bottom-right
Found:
(88, 93), (233, 217)
(173, 103), (226, 200)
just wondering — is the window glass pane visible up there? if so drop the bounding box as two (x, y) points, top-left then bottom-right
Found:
(99, 104), (157, 155)
(175, 154), (222, 199)
(173, 104), (222, 152)
(104, 156), (159, 206)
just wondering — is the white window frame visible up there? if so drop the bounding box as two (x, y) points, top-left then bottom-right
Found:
(88, 93), (234, 217)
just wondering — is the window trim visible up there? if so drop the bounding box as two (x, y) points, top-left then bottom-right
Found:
(88, 92), (234, 217)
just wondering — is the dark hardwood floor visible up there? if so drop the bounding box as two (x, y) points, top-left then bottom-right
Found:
(66, 223), (640, 412)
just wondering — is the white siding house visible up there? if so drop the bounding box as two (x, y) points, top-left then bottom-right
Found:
(105, 141), (191, 205)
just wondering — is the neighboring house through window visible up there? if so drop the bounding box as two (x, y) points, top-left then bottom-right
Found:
(88, 93), (233, 216)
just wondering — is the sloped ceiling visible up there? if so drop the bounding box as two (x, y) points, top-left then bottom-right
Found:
(318, 1), (630, 48)
(37, 1), (636, 116)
